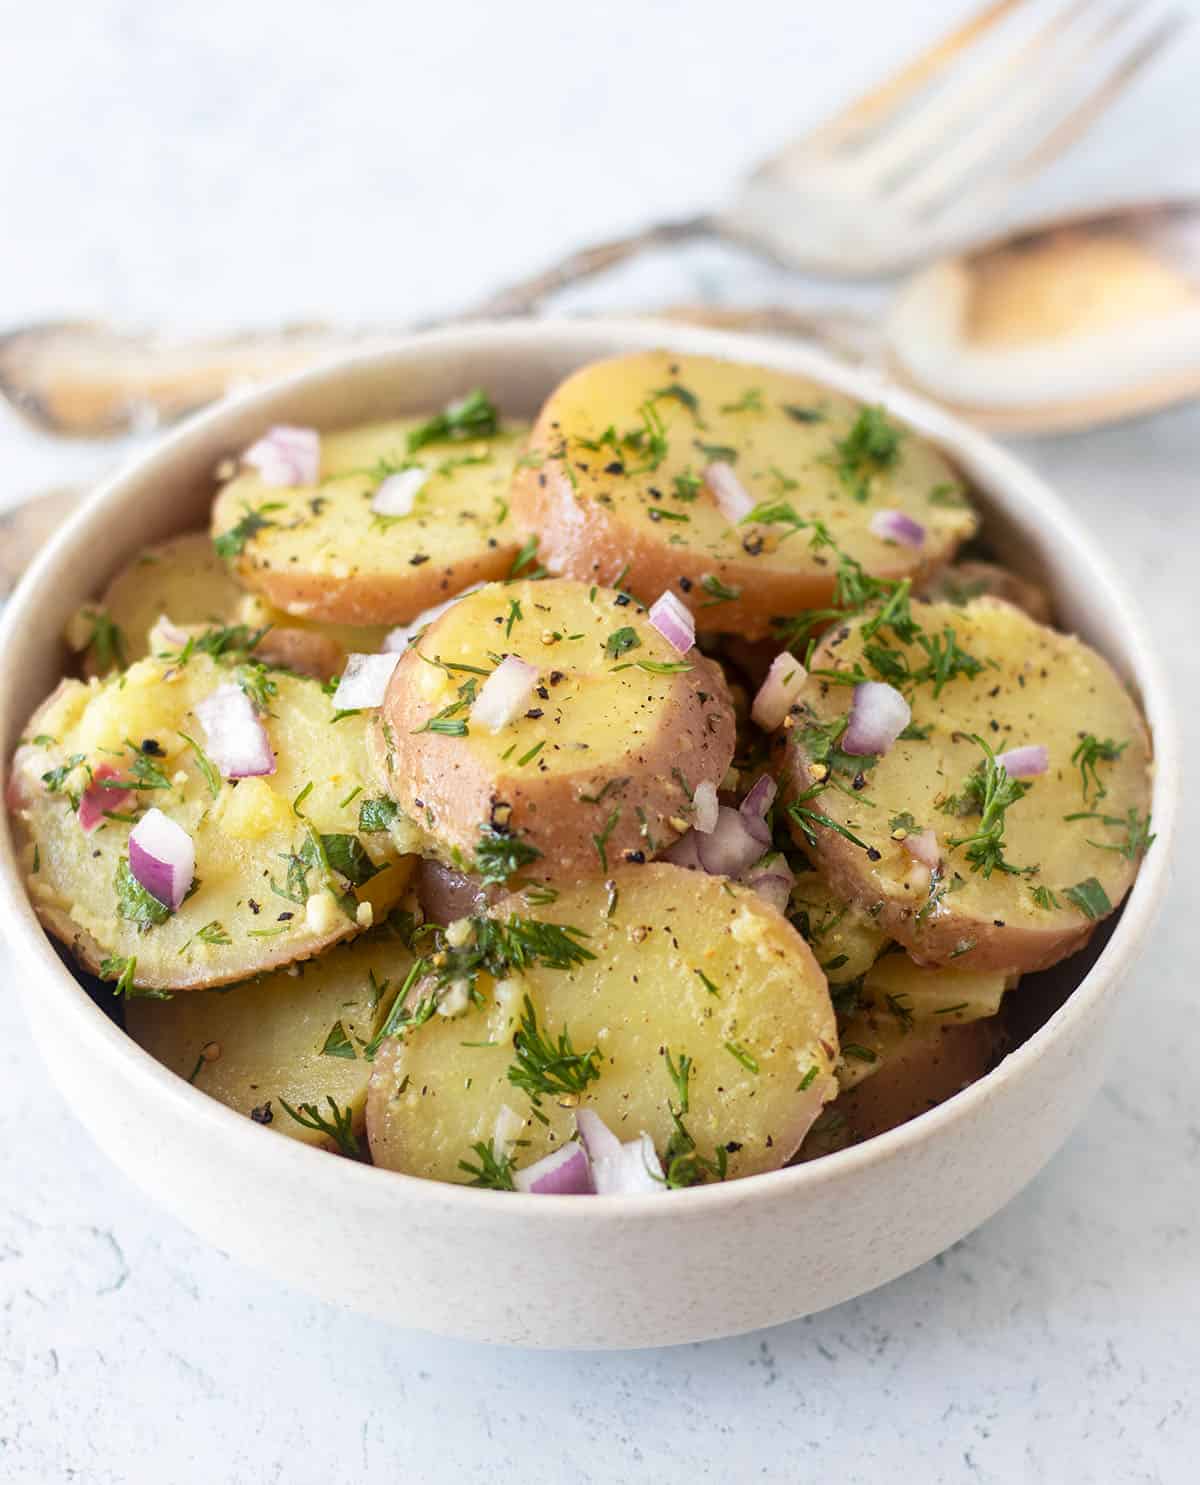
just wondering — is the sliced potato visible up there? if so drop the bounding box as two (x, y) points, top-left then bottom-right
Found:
(789, 870), (888, 984)
(510, 351), (976, 639)
(777, 597), (1153, 973)
(68, 532), (392, 682)
(366, 864), (838, 1185)
(836, 958), (1012, 1093)
(920, 559), (1052, 625)
(803, 1017), (1003, 1156)
(69, 533), (243, 677)
(125, 926), (415, 1147)
(10, 653), (411, 990)
(375, 579), (736, 878)
(212, 416), (527, 625)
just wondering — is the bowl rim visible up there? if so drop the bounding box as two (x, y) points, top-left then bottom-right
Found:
(0, 315), (1180, 1222)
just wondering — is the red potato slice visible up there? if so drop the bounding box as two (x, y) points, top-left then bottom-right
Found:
(374, 578), (736, 880)
(9, 653), (411, 992)
(509, 350), (977, 640)
(776, 598), (1154, 974)
(919, 559), (1053, 625)
(365, 864), (839, 1187)
(211, 415), (527, 626)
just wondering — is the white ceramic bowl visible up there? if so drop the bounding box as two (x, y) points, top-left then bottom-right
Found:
(0, 321), (1178, 1350)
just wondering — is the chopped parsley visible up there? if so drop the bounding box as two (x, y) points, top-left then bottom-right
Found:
(80, 610), (127, 673)
(114, 856), (171, 927)
(605, 626), (641, 660)
(358, 796), (399, 833)
(829, 406), (903, 502)
(320, 1020), (357, 1060)
(699, 574), (742, 606)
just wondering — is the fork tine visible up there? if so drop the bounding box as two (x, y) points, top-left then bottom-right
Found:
(761, 0), (1028, 174)
(890, 0), (1180, 218)
(1008, 7), (1189, 178)
(848, 0), (1096, 187)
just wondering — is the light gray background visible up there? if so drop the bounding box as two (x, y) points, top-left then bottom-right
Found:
(2, 2), (1198, 1481)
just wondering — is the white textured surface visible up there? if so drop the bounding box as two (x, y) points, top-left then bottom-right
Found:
(2, 2), (1199, 1480)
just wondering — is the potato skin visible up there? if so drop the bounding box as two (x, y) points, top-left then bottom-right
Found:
(375, 579), (736, 878)
(212, 418), (527, 625)
(366, 865), (839, 1185)
(510, 351), (976, 640)
(776, 598), (1154, 974)
(806, 1019), (1003, 1156)
(10, 654), (410, 991)
(920, 559), (1053, 625)
(125, 928), (416, 1146)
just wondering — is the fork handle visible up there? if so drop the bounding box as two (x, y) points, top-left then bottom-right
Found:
(450, 214), (717, 321)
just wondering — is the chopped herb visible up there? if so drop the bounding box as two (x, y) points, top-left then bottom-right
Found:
(509, 533), (540, 577)
(651, 382), (700, 415)
(80, 610), (127, 673)
(720, 388), (763, 414)
(699, 574), (742, 606)
(1065, 806), (1155, 861)
(508, 995), (601, 1107)
(1071, 734), (1128, 802)
(1064, 877), (1112, 920)
(235, 662), (277, 716)
(319, 833), (380, 887)
(944, 735), (1033, 878)
(41, 753), (87, 795)
(928, 482), (967, 508)
(114, 856), (171, 927)
(214, 502), (283, 558)
(458, 1142), (516, 1190)
(841, 1043), (878, 1064)
(178, 731), (220, 798)
(406, 389), (499, 453)
(359, 796), (400, 833)
(633, 659), (692, 675)
(724, 1041), (759, 1075)
(516, 740), (545, 767)
(672, 471), (702, 502)
(695, 969), (720, 997)
(504, 597), (523, 638)
(592, 806), (620, 871)
(830, 406), (902, 502)
(695, 440), (738, 464)
(476, 827), (543, 884)
(798, 1064), (820, 1091)
(605, 626), (641, 660)
(99, 954), (139, 997)
(278, 1096), (364, 1159)
(320, 1020), (357, 1060)
(1031, 884), (1061, 910)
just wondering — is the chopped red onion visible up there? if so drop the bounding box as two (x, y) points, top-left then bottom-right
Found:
(741, 852), (796, 914)
(331, 652), (400, 711)
(470, 655), (538, 733)
(370, 466), (428, 518)
(738, 776), (775, 848)
(902, 827), (941, 869)
(843, 681), (911, 757)
(242, 425), (320, 487)
(869, 508), (926, 548)
(696, 806), (766, 877)
(128, 807), (194, 910)
(77, 764), (130, 834)
(751, 653), (807, 731)
(995, 744), (1049, 779)
(662, 830), (703, 871)
(693, 779), (719, 833)
(513, 1142), (595, 1195)
(577, 1111), (665, 1195)
(647, 590), (695, 654)
(194, 683), (276, 778)
(705, 461), (755, 524)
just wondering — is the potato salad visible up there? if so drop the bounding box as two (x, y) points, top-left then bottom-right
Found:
(7, 355), (1155, 1195)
